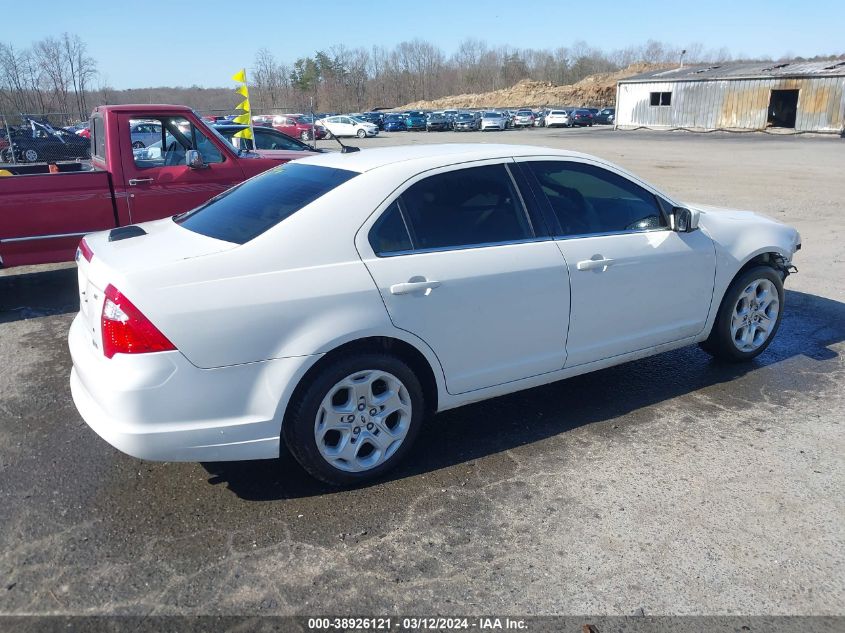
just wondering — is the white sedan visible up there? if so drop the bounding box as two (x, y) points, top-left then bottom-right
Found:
(69, 144), (801, 486)
(317, 115), (378, 138)
(545, 109), (572, 127)
(480, 112), (507, 131)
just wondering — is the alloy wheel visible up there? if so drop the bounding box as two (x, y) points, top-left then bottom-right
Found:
(730, 278), (780, 352)
(314, 370), (412, 473)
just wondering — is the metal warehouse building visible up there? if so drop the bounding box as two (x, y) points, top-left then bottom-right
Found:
(615, 60), (845, 134)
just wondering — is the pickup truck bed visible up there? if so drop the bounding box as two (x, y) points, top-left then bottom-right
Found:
(0, 164), (119, 267)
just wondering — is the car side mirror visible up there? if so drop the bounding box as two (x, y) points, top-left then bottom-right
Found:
(672, 206), (700, 232)
(186, 150), (205, 169)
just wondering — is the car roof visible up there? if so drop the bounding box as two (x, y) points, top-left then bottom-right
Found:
(294, 143), (593, 174)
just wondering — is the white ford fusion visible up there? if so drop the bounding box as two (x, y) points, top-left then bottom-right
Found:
(69, 144), (801, 485)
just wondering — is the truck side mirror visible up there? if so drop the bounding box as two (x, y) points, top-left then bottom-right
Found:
(186, 150), (205, 169)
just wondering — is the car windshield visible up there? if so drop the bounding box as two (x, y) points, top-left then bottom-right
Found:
(175, 163), (358, 244)
(457, 114), (473, 120)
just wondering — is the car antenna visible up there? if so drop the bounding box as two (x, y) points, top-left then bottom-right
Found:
(317, 115), (360, 153)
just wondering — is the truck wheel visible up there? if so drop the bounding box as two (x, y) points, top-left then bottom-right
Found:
(132, 141), (145, 149)
(283, 353), (425, 486)
(700, 266), (784, 362)
(357, 129), (367, 139)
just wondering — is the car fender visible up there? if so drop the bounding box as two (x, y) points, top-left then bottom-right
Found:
(692, 203), (801, 337)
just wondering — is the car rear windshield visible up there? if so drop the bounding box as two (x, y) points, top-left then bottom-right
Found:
(174, 163), (358, 244)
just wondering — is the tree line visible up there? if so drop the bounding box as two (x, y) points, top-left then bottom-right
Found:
(1, 34), (842, 124)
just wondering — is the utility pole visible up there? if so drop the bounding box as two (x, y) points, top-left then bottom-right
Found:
(679, 49), (687, 69)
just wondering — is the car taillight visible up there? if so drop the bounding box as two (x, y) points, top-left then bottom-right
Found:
(77, 238), (94, 263)
(101, 284), (176, 359)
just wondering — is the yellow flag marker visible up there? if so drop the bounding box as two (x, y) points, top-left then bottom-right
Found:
(235, 85), (249, 98)
(231, 69), (247, 83)
(232, 113), (251, 125)
(235, 98), (250, 112)
(233, 128), (253, 140)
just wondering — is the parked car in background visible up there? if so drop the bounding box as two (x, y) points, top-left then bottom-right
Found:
(595, 108), (615, 124)
(570, 109), (595, 127)
(405, 112), (427, 131)
(213, 124), (320, 157)
(442, 110), (459, 127)
(2, 120), (91, 163)
(358, 112), (385, 129)
(269, 115), (327, 141)
(129, 121), (162, 148)
(426, 113), (450, 131)
(383, 114), (408, 132)
(68, 143), (801, 486)
(480, 112), (507, 131)
(533, 110), (547, 127)
(319, 115), (379, 138)
(544, 109), (571, 128)
(514, 109), (535, 127)
(453, 112), (479, 131)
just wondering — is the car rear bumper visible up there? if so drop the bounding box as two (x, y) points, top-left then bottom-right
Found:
(68, 313), (317, 462)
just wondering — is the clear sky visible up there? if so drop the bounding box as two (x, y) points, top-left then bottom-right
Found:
(12, 0), (845, 89)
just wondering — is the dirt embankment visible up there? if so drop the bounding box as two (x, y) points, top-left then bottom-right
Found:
(398, 63), (669, 110)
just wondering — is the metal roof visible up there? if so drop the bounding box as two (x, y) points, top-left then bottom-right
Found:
(619, 59), (845, 83)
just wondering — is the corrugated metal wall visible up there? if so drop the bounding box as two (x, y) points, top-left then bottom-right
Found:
(616, 77), (845, 132)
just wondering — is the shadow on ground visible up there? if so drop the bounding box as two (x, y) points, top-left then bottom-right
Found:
(0, 266), (78, 323)
(202, 289), (845, 501)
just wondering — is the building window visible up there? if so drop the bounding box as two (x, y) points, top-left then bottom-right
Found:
(650, 91), (672, 106)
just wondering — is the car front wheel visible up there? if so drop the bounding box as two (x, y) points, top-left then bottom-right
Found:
(357, 129), (367, 138)
(283, 353), (425, 486)
(700, 266), (785, 362)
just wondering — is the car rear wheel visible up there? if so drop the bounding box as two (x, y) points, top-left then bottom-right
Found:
(300, 131), (311, 141)
(132, 141), (145, 149)
(700, 266), (784, 362)
(283, 353), (425, 486)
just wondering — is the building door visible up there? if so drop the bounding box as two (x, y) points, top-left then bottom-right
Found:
(768, 90), (799, 128)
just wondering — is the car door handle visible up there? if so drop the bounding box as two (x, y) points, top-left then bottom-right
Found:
(576, 257), (615, 271)
(390, 279), (441, 295)
(128, 178), (154, 186)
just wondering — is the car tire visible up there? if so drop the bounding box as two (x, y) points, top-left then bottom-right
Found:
(300, 131), (311, 141)
(699, 265), (785, 363)
(0, 148), (13, 163)
(23, 148), (38, 162)
(357, 129), (367, 139)
(132, 141), (145, 149)
(283, 352), (426, 486)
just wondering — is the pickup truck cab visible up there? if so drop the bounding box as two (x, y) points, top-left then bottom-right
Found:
(0, 104), (307, 268)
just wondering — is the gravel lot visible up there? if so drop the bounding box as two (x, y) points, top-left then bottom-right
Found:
(1, 128), (843, 617)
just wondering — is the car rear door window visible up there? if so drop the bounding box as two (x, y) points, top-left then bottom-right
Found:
(369, 200), (413, 255)
(175, 163), (358, 244)
(399, 164), (533, 250)
(526, 161), (667, 236)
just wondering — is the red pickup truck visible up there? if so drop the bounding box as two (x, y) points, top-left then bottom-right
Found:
(0, 104), (307, 268)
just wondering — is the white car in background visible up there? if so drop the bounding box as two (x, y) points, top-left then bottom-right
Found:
(318, 115), (379, 138)
(69, 144), (800, 486)
(545, 109), (572, 127)
(129, 121), (162, 148)
(480, 112), (507, 131)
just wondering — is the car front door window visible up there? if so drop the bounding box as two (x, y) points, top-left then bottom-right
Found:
(526, 161), (667, 236)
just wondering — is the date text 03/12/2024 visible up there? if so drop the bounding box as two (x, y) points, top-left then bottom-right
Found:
(307, 617), (528, 630)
